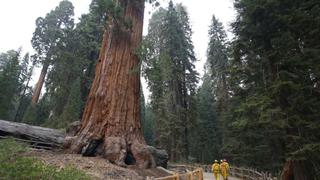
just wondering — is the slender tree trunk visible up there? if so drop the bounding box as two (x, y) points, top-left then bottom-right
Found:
(31, 62), (49, 105)
(66, 0), (155, 168)
(182, 68), (189, 161)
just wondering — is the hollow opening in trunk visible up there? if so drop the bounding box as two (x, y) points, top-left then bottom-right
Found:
(82, 139), (103, 157)
(125, 150), (136, 165)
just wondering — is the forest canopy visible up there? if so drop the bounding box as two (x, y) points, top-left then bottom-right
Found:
(0, 0), (319, 179)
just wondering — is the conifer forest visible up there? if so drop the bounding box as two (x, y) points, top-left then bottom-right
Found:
(0, 0), (319, 179)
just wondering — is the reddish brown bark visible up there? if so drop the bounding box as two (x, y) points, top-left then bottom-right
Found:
(281, 160), (294, 180)
(281, 160), (314, 180)
(66, 0), (155, 168)
(31, 62), (49, 105)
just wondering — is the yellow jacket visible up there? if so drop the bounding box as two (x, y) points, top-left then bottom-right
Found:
(220, 162), (230, 176)
(212, 163), (220, 173)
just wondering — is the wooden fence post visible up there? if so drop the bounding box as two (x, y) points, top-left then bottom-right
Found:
(241, 168), (244, 179)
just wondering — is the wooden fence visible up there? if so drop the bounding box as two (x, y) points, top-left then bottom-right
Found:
(148, 168), (203, 180)
(159, 164), (276, 180)
(195, 164), (275, 180)
(229, 166), (275, 180)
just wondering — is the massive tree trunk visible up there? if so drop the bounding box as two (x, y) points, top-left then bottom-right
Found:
(66, 0), (155, 168)
(31, 62), (49, 105)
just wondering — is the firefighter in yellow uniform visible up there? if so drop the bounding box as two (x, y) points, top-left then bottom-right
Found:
(220, 159), (229, 180)
(224, 159), (230, 179)
(212, 160), (220, 180)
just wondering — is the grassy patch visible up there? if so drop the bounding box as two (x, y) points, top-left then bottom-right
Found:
(0, 138), (91, 180)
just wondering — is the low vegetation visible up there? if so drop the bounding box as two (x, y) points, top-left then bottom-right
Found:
(0, 138), (91, 180)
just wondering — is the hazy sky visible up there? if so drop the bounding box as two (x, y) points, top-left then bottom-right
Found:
(0, 0), (235, 98)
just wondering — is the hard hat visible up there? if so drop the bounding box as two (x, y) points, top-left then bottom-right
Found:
(214, 160), (218, 162)
(220, 160), (223, 162)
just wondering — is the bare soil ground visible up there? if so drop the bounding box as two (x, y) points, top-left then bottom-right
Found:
(24, 149), (170, 180)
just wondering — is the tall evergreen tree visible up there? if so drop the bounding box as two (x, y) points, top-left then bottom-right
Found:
(14, 53), (35, 122)
(144, 1), (198, 161)
(223, 0), (320, 177)
(0, 50), (34, 121)
(73, 0), (109, 105)
(58, 78), (82, 128)
(0, 50), (21, 120)
(31, 0), (74, 105)
(23, 0), (113, 127)
(140, 87), (156, 146)
(207, 15), (229, 113)
(23, 0), (75, 126)
(36, 0), (110, 127)
(190, 71), (220, 163)
(142, 104), (156, 146)
(45, 28), (81, 127)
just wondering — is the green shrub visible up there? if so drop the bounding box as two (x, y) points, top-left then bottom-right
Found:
(0, 138), (91, 180)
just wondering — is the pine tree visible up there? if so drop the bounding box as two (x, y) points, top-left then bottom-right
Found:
(23, 94), (51, 125)
(0, 50), (34, 121)
(142, 104), (156, 146)
(0, 50), (21, 120)
(14, 53), (35, 122)
(73, 0), (109, 105)
(207, 15), (229, 113)
(140, 88), (156, 146)
(58, 78), (82, 128)
(190, 71), (220, 163)
(224, 0), (320, 177)
(45, 30), (82, 126)
(144, 1), (198, 161)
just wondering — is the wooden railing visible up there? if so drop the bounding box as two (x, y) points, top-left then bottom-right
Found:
(196, 164), (275, 180)
(157, 164), (276, 180)
(148, 168), (203, 180)
(229, 167), (275, 180)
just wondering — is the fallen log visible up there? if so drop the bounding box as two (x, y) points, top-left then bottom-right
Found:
(0, 119), (65, 146)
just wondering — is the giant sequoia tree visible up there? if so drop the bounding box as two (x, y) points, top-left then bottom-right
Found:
(66, 0), (156, 168)
(31, 0), (74, 105)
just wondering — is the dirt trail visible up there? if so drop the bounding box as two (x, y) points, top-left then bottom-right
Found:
(203, 173), (240, 180)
